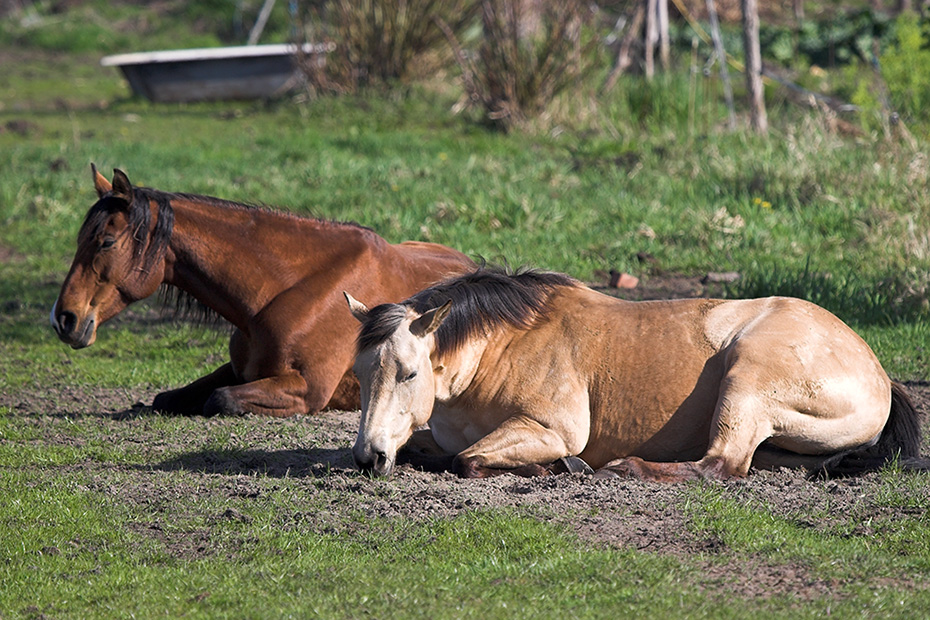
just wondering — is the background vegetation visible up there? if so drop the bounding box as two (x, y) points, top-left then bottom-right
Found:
(1, 0), (929, 617)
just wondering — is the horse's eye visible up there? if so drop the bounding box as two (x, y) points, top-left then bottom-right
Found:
(401, 370), (418, 382)
(100, 237), (116, 250)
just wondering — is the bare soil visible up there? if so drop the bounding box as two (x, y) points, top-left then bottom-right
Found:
(5, 379), (930, 598)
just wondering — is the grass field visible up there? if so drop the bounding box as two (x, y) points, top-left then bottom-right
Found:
(2, 2), (930, 618)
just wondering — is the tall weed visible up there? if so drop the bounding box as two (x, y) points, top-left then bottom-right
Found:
(442, 0), (601, 131)
(296, 0), (478, 94)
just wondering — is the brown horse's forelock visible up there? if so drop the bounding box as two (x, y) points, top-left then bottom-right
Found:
(79, 186), (174, 271)
(356, 266), (576, 358)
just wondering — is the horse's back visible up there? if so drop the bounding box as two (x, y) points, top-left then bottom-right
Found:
(389, 240), (475, 289)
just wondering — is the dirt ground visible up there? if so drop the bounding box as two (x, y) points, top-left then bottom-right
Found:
(5, 377), (930, 598)
(4, 275), (929, 601)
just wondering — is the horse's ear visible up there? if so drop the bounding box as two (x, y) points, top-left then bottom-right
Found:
(344, 292), (370, 322)
(92, 163), (111, 197)
(110, 169), (133, 202)
(411, 300), (452, 337)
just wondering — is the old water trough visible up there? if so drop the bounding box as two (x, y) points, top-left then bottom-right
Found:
(100, 43), (331, 103)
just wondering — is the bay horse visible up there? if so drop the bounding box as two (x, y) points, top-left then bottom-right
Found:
(345, 267), (925, 481)
(51, 165), (475, 417)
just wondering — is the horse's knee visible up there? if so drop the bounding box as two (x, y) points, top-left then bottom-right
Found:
(203, 387), (244, 416)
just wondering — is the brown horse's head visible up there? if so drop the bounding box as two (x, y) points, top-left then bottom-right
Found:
(51, 165), (173, 348)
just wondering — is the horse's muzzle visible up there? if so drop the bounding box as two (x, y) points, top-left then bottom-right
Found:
(50, 302), (96, 349)
(353, 443), (395, 477)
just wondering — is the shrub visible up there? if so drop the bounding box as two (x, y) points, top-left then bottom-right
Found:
(296, 0), (478, 94)
(840, 13), (930, 133)
(879, 13), (930, 125)
(441, 0), (601, 131)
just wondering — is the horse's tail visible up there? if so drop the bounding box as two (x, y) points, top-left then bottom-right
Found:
(812, 382), (930, 479)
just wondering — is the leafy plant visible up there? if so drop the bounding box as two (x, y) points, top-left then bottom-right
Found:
(878, 12), (930, 126)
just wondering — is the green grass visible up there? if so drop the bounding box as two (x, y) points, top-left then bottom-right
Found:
(1, 447), (927, 618)
(2, 446), (926, 620)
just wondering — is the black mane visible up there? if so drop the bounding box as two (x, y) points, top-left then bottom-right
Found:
(357, 266), (577, 357)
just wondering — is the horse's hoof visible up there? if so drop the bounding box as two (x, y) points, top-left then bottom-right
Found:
(152, 392), (187, 415)
(592, 468), (621, 479)
(554, 456), (594, 475)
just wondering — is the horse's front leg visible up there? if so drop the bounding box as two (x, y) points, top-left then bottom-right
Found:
(452, 414), (583, 478)
(203, 373), (311, 417)
(152, 362), (239, 415)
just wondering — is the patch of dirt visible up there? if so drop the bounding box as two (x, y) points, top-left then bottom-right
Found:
(591, 272), (731, 301)
(4, 379), (930, 599)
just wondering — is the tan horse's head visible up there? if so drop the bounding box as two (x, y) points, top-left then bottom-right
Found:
(51, 165), (171, 348)
(345, 292), (452, 477)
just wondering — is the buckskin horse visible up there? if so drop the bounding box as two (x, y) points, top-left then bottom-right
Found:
(345, 267), (925, 481)
(51, 165), (475, 416)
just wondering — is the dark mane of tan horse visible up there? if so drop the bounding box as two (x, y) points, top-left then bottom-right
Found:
(358, 267), (576, 357)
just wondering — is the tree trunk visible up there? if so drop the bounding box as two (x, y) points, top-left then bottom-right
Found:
(658, 0), (670, 71)
(742, 0), (767, 133)
(645, 0), (657, 79)
(706, 0), (736, 129)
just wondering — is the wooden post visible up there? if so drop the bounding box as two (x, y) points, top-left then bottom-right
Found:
(645, 0), (657, 79)
(742, 0), (767, 132)
(658, 0), (670, 71)
(603, 3), (645, 93)
(247, 0), (277, 45)
(706, 0), (736, 129)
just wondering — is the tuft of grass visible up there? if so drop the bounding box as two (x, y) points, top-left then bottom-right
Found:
(726, 257), (929, 326)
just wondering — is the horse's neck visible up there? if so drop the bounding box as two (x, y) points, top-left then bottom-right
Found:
(434, 337), (489, 402)
(163, 200), (330, 329)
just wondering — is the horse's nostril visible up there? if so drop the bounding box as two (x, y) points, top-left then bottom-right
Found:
(374, 450), (388, 470)
(58, 311), (77, 335)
